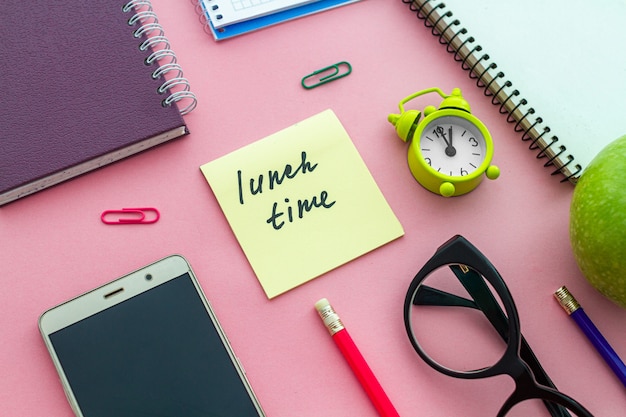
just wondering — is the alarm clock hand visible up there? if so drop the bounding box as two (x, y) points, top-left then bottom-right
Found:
(445, 126), (456, 157)
(437, 126), (451, 147)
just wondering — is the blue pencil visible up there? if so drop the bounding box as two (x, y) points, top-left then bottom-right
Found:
(555, 286), (626, 389)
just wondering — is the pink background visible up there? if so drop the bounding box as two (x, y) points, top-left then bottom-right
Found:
(1, 1), (625, 416)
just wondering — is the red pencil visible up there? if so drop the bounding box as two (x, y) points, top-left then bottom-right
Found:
(315, 298), (400, 417)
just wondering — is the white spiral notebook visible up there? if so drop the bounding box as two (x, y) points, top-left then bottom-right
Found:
(405, 0), (626, 182)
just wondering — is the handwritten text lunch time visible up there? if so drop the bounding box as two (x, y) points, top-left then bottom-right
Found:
(237, 151), (336, 230)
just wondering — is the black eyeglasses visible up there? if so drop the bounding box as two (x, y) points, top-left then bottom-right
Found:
(403, 235), (594, 417)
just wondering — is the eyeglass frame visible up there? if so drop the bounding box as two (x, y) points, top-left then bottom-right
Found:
(402, 235), (594, 417)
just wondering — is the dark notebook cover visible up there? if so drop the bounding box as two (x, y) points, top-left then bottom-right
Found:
(0, 1), (191, 205)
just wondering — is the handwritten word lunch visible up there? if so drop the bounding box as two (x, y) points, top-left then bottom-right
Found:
(237, 151), (336, 230)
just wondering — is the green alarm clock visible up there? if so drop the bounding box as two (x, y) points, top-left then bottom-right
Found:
(388, 87), (500, 197)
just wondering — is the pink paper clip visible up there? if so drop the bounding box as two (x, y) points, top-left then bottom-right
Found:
(101, 207), (160, 225)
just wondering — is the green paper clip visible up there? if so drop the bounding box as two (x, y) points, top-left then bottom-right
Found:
(301, 61), (352, 89)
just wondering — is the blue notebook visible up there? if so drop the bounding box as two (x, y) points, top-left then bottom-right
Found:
(199, 0), (360, 41)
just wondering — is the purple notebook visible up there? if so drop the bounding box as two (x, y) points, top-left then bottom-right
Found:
(0, 1), (196, 206)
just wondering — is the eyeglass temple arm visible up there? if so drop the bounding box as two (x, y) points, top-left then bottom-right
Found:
(412, 285), (478, 309)
(414, 279), (563, 392)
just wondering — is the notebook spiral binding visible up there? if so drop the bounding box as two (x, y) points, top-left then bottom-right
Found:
(403, 0), (581, 182)
(193, 0), (216, 37)
(123, 0), (197, 115)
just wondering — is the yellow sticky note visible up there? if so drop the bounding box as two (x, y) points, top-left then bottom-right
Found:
(200, 109), (404, 298)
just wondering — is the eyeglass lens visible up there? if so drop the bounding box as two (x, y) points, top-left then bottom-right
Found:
(409, 263), (509, 372)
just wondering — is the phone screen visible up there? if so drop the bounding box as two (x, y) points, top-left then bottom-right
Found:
(48, 272), (262, 417)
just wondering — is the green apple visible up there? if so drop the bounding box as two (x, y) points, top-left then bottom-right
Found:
(570, 134), (626, 308)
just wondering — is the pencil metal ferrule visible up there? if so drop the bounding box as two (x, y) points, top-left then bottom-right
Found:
(554, 286), (581, 315)
(316, 303), (345, 336)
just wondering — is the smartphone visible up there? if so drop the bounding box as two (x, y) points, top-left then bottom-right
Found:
(39, 255), (266, 417)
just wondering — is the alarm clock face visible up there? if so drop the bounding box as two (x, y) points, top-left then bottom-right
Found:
(418, 115), (487, 177)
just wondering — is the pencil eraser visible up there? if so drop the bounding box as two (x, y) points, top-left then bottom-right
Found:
(314, 298), (330, 312)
